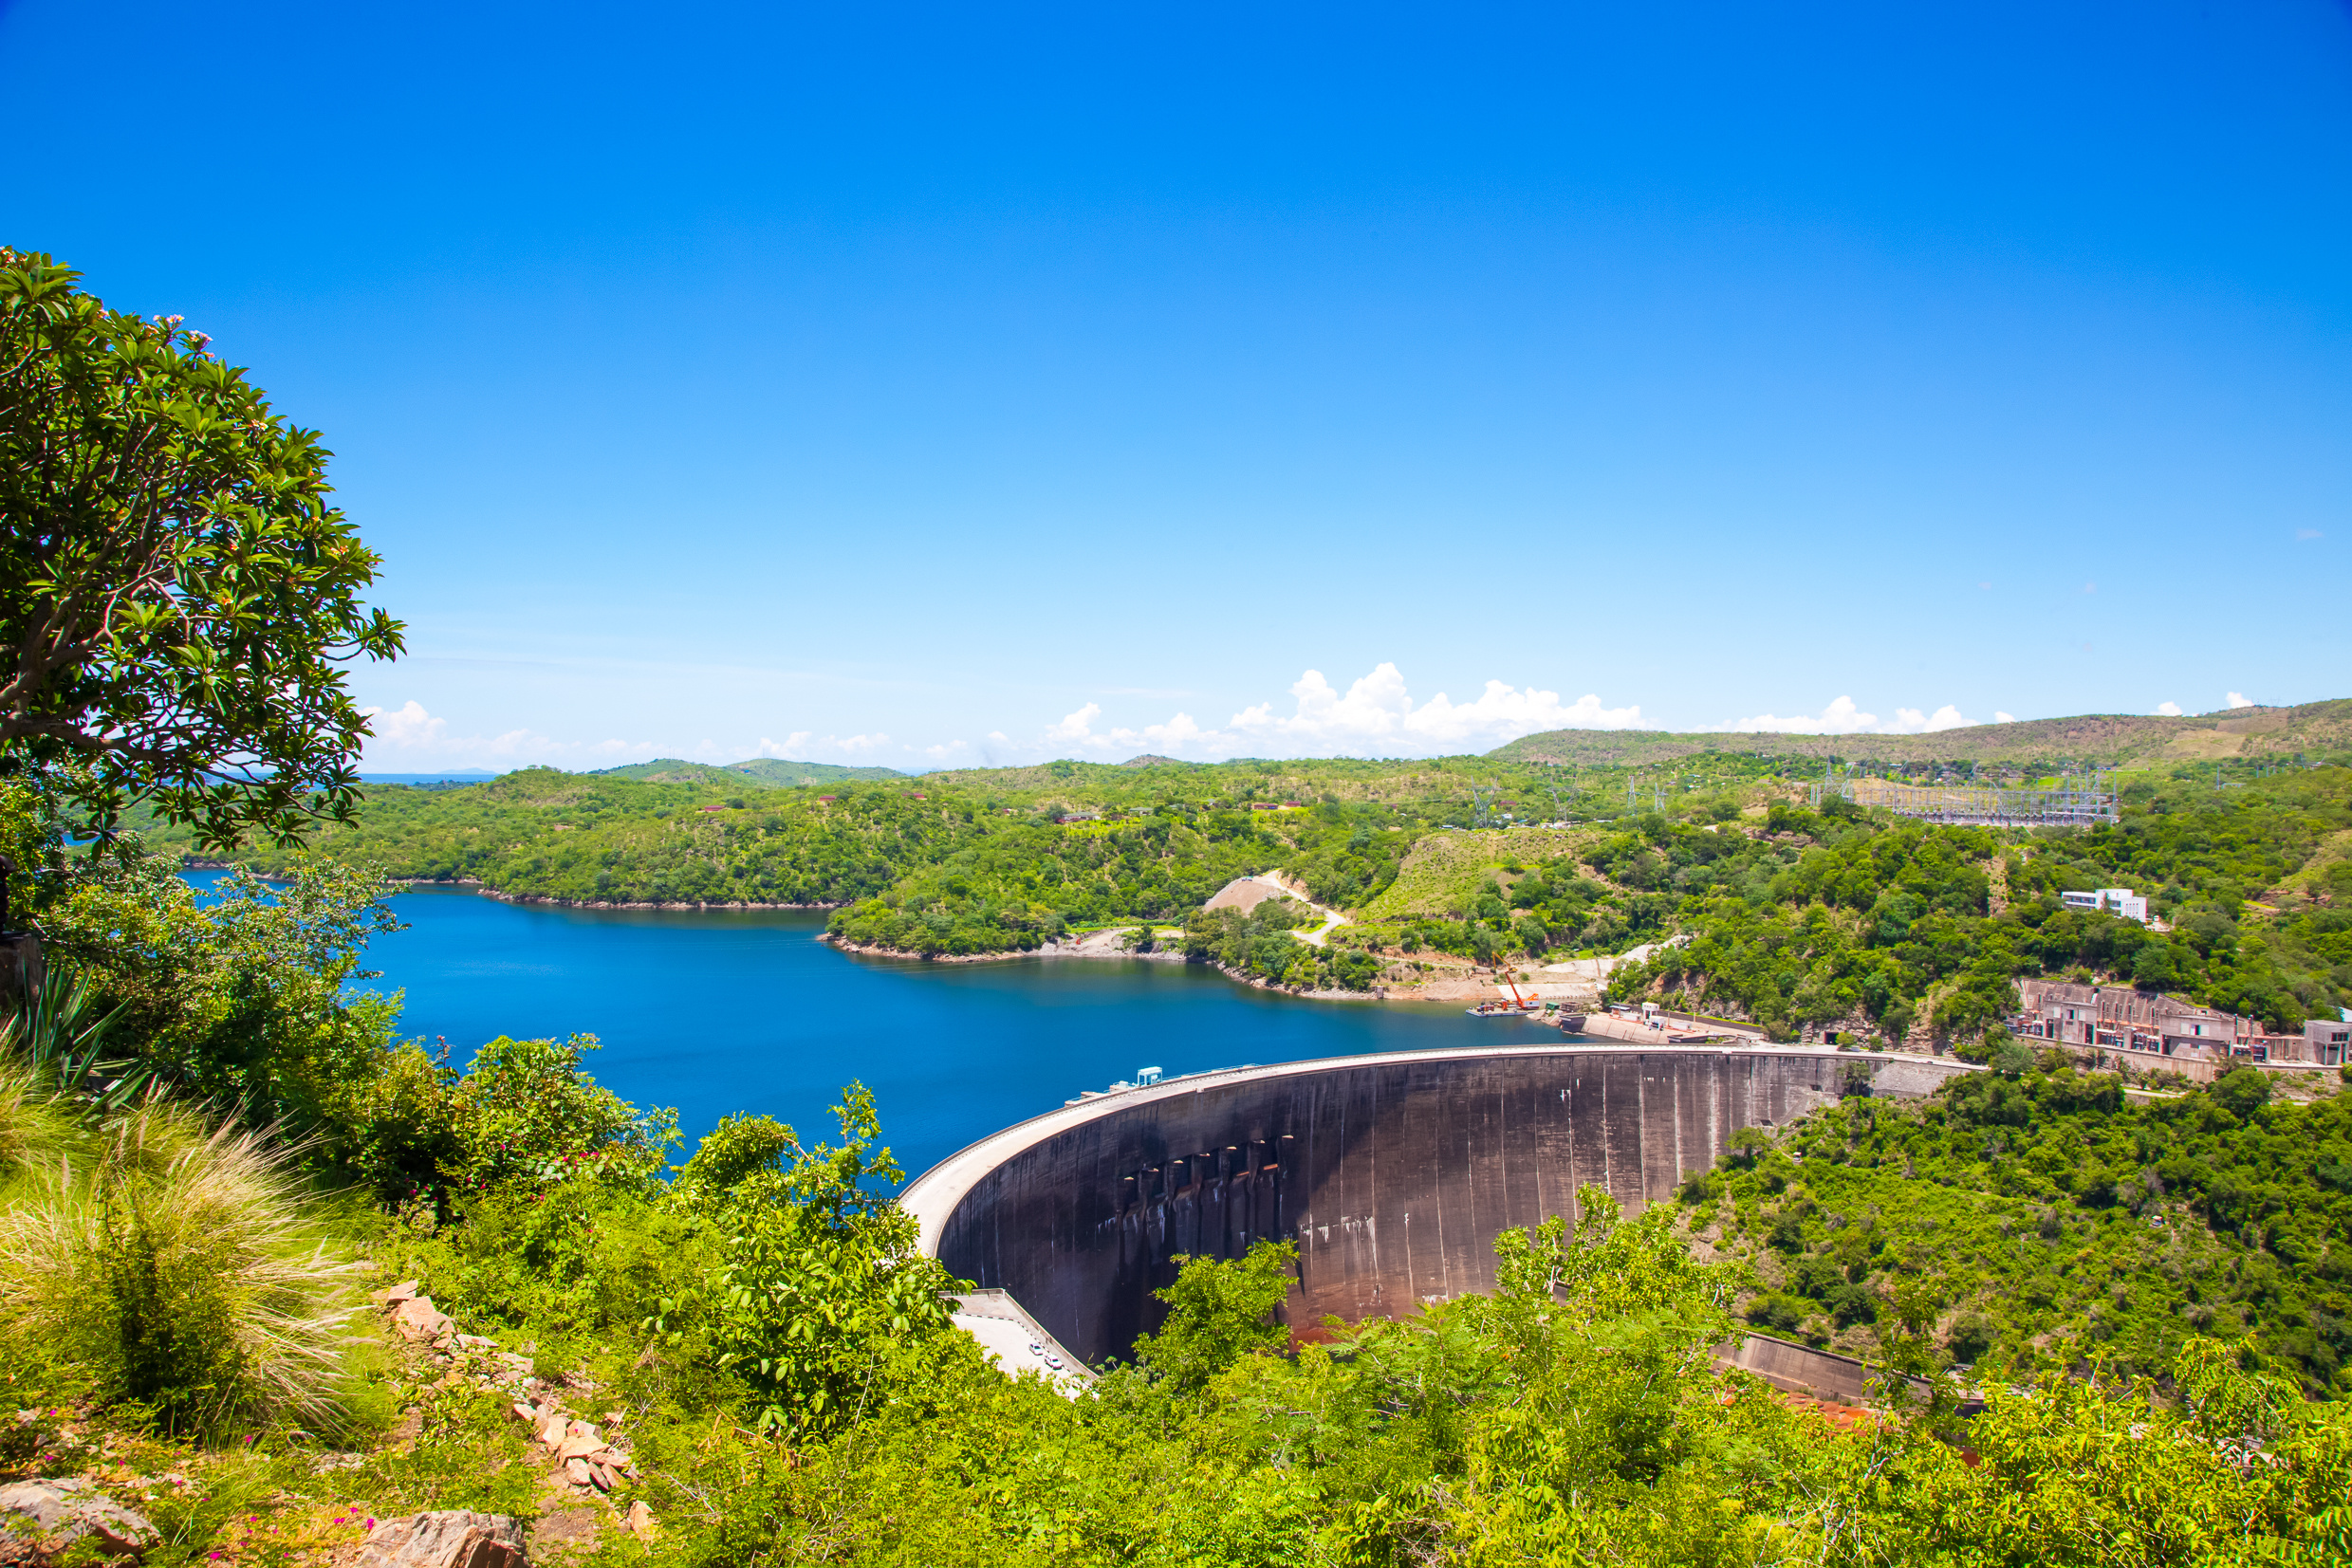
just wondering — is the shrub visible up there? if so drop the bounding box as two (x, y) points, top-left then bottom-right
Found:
(0, 1107), (364, 1438)
(1746, 1294), (1806, 1335)
(1787, 1256), (1843, 1299)
(656, 1086), (965, 1439)
(2213, 1066), (2272, 1119)
(1948, 1310), (1997, 1364)
(327, 1033), (678, 1212)
(1824, 1282), (1879, 1326)
(1131, 1240), (1297, 1395)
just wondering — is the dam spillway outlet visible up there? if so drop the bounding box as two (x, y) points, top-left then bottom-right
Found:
(901, 1043), (1973, 1369)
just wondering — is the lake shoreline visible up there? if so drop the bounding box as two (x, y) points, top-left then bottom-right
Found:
(181, 862), (843, 911)
(824, 928), (1432, 1005)
(185, 861), (1566, 1009)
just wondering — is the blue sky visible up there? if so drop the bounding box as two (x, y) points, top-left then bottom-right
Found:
(6, 1), (2348, 769)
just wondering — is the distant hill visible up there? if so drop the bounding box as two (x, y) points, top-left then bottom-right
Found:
(1119, 754), (1187, 767)
(588, 757), (906, 787)
(359, 770), (503, 786)
(1487, 699), (2352, 768)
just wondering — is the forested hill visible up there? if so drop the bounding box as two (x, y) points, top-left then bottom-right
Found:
(139, 749), (2352, 1018)
(1689, 1060), (2352, 1398)
(589, 756), (906, 785)
(1600, 764), (2352, 1039)
(1492, 698), (2352, 767)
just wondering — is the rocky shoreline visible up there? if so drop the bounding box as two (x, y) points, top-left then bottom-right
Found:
(474, 888), (840, 912)
(825, 928), (1448, 1004)
(821, 928), (1190, 966)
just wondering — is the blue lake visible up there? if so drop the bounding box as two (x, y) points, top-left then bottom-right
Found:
(189, 874), (1575, 1178)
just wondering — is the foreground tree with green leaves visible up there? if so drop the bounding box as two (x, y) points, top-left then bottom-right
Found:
(1, 249), (402, 847)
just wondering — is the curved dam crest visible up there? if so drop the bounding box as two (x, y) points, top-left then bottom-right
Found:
(904, 1044), (1973, 1368)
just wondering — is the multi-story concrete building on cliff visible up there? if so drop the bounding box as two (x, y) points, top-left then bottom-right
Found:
(2013, 978), (2344, 1079)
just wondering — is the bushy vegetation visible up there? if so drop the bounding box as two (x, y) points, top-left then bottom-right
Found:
(1689, 1052), (2352, 1397)
(1177, 897), (1385, 991)
(1608, 765), (2352, 1042)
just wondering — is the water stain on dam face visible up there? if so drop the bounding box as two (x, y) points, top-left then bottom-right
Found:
(911, 1045), (1968, 1368)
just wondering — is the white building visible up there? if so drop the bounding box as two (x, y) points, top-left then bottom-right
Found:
(2061, 886), (2149, 924)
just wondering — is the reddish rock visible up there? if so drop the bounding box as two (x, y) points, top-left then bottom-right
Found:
(531, 1508), (599, 1552)
(354, 1511), (526, 1568)
(392, 1297), (453, 1342)
(0, 1479), (159, 1559)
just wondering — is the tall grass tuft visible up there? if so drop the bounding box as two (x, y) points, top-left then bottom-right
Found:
(0, 1105), (367, 1438)
(0, 1064), (77, 1190)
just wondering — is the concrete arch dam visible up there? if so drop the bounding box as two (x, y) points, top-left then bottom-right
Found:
(902, 1043), (1968, 1368)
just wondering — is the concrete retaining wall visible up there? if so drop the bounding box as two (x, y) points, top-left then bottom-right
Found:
(907, 1044), (1972, 1367)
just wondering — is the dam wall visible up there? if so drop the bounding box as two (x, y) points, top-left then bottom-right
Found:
(905, 1043), (1972, 1367)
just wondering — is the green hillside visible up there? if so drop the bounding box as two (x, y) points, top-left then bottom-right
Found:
(1490, 698), (2352, 768)
(141, 732), (2352, 1014)
(1690, 1061), (2352, 1398)
(590, 756), (906, 786)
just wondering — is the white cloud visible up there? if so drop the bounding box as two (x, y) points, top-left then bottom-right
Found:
(1883, 705), (1972, 733)
(1046, 704), (1102, 743)
(1028, 663), (1643, 761)
(1716, 697), (1979, 736)
(1994, 711), (2017, 723)
(1717, 695), (1879, 734)
(2228, 692), (2254, 709)
(361, 701), (651, 767)
(364, 700), (444, 748)
(1229, 664), (1643, 750)
(2296, 528), (2323, 541)
(2157, 701), (2183, 717)
(741, 730), (893, 759)
(924, 740), (970, 760)
(1107, 710), (1220, 752)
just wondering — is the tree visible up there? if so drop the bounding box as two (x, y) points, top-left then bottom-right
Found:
(2213, 1064), (2271, 1119)
(1, 250), (402, 848)
(1131, 1240), (1297, 1393)
(653, 1086), (961, 1439)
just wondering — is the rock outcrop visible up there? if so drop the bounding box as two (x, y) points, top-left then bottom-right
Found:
(0, 1478), (159, 1560)
(352, 1511), (527, 1568)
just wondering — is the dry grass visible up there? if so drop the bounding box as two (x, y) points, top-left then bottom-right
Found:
(1361, 825), (1602, 921)
(0, 1103), (368, 1437)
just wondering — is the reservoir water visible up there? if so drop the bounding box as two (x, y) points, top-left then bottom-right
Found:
(191, 875), (1577, 1178)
